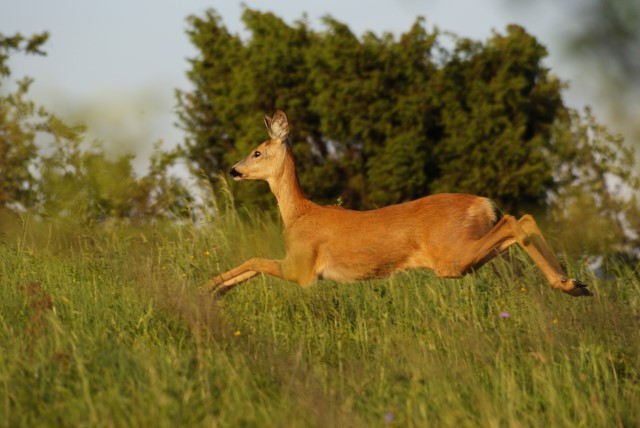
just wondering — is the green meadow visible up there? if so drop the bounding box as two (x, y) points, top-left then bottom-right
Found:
(1, 209), (639, 427)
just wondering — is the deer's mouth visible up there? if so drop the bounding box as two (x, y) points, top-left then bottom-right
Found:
(229, 167), (244, 180)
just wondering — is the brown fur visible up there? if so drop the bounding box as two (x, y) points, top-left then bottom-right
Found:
(209, 109), (591, 297)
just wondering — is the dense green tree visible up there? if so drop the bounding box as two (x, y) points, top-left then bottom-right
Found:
(430, 25), (564, 211)
(177, 9), (566, 213)
(177, 9), (318, 207)
(311, 18), (440, 207)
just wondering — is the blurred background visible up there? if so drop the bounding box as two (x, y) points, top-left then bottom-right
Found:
(2, 0), (637, 170)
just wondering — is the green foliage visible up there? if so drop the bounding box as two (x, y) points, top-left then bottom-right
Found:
(430, 25), (563, 211)
(38, 131), (192, 223)
(0, 78), (41, 208)
(0, 31), (191, 224)
(547, 107), (640, 257)
(1, 212), (639, 426)
(177, 10), (565, 212)
(0, 32), (49, 79)
(0, 31), (50, 208)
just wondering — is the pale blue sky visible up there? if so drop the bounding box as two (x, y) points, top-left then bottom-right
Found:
(0, 0), (592, 170)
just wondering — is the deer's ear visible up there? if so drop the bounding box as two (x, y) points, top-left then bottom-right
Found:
(264, 109), (289, 141)
(263, 114), (273, 133)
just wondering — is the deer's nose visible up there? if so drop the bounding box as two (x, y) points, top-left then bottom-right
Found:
(229, 167), (242, 178)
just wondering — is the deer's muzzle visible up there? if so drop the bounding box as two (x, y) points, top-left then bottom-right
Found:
(229, 167), (243, 179)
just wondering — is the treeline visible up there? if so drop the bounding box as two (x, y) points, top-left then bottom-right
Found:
(1, 33), (190, 224)
(2, 8), (639, 258)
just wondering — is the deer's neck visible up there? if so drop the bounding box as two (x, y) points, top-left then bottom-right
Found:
(268, 149), (311, 228)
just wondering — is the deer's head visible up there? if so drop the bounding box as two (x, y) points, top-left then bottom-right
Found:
(229, 109), (290, 182)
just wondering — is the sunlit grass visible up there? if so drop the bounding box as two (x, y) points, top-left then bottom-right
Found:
(1, 209), (638, 427)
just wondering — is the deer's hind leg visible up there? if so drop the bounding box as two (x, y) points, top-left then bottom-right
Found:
(456, 214), (590, 296)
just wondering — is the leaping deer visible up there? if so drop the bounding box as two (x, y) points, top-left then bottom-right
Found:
(208, 109), (591, 297)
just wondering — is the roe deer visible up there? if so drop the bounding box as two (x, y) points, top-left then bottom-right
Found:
(208, 109), (591, 297)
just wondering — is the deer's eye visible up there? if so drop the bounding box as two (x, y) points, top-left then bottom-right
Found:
(253, 151), (261, 158)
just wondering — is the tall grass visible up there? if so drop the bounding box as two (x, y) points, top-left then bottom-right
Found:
(0, 208), (638, 427)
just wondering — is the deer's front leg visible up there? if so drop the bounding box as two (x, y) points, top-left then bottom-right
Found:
(208, 258), (284, 295)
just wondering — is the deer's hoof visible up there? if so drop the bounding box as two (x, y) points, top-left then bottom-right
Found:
(561, 278), (592, 297)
